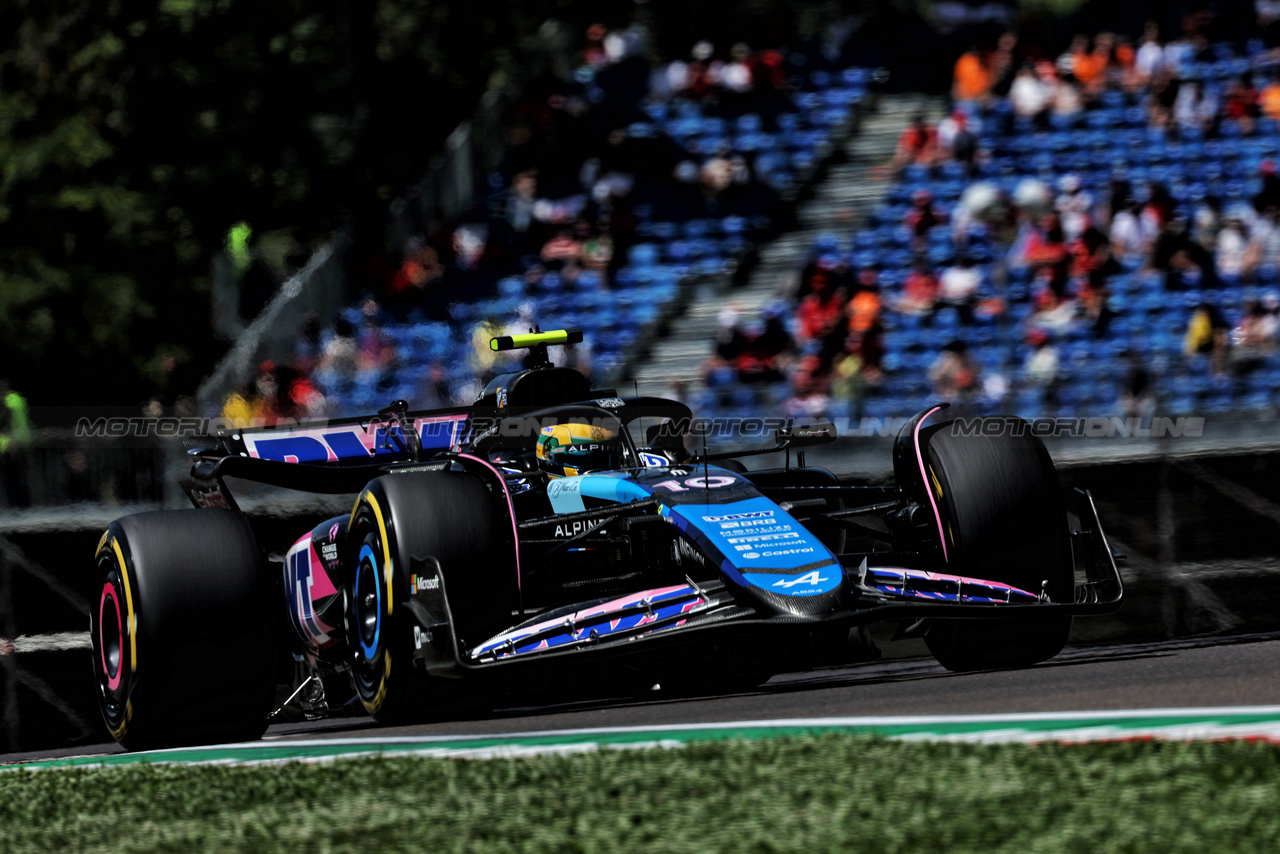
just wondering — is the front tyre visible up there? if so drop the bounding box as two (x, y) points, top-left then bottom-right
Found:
(912, 416), (1075, 671)
(91, 510), (275, 750)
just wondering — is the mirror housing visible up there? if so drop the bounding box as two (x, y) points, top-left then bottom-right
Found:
(777, 421), (838, 447)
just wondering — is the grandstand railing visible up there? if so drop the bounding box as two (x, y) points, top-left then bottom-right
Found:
(0, 428), (176, 512)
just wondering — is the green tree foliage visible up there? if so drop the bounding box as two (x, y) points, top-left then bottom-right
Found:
(0, 0), (522, 408)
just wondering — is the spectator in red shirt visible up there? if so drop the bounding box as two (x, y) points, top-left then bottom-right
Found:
(1225, 73), (1261, 136)
(797, 276), (845, 343)
(890, 114), (939, 173)
(1023, 213), (1069, 280)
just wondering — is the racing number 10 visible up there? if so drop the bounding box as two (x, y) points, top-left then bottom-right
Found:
(653, 476), (736, 492)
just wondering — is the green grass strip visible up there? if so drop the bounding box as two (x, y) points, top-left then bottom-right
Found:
(3, 734), (1280, 853)
(12, 708), (1280, 770)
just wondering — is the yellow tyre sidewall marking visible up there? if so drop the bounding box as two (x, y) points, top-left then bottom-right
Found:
(359, 490), (394, 714)
(103, 536), (137, 738)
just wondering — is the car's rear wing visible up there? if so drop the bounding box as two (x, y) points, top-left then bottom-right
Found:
(178, 403), (471, 508)
(212, 404), (470, 467)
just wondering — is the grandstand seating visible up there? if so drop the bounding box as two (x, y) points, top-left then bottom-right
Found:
(697, 45), (1280, 423)
(316, 64), (873, 416)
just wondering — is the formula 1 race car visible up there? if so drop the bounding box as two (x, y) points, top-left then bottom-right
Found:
(91, 330), (1124, 749)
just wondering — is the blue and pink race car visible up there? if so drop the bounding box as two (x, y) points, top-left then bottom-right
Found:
(91, 330), (1123, 749)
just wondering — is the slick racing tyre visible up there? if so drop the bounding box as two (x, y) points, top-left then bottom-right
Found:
(348, 471), (513, 724)
(915, 416), (1074, 672)
(92, 510), (275, 750)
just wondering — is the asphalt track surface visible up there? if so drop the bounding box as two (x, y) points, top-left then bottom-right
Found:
(5, 632), (1280, 765)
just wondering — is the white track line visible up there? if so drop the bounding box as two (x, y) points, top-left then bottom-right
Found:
(0, 632), (92, 655)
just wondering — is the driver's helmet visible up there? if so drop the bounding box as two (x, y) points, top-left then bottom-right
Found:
(536, 423), (623, 477)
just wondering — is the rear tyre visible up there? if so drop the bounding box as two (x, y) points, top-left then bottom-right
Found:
(91, 510), (275, 750)
(915, 417), (1074, 671)
(348, 471), (513, 724)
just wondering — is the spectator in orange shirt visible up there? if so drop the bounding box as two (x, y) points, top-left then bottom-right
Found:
(953, 46), (991, 103)
(1071, 33), (1113, 95)
(1261, 76), (1280, 120)
(847, 270), (882, 333)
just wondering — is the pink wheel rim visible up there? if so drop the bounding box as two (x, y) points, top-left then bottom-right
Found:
(99, 583), (123, 691)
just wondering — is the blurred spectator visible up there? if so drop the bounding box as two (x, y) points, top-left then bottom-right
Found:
(356, 299), (395, 373)
(540, 227), (583, 268)
(952, 45), (991, 103)
(1119, 351), (1156, 418)
(929, 340), (981, 401)
(850, 311), (885, 375)
(1069, 219), (1118, 281)
(937, 255), (982, 323)
(797, 274), (846, 344)
(847, 271), (882, 334)
(1260, 74), (1280, 119)
(1109, 198), (1156, 258)
(781, 356), (831, 419)
(937, 110), (979, 172)
(829, 352), (867, 423)
(1057, 34), (1088, 78)
(1048, 65), (1083, 117)
(316, 317), (358, 391)
(386, 239), (446, 321)
(1184, 301), (1230, 374)
(1173, 79), (1219, 133)
(704, 305), (745, 385)
(1009, 64), (1051, 120)
(1134, 21), (1167, 85)
(1079, 276), (1115, 336)
(581, 221), (614, 285)
(286, 372), (326, 419)
(904, 188), (947, 248)
(1070, 33), (1113, 97)
(734, 320), (787, 384)
(1022, 327), (1060, 409)
(1147, 70), (1182, 129)
(1153, 216), (1218, 290)
(1142, 183), (1177, 232)
(1021, 213), (1069, 280)
(1243, 205), (1280, 278)
(686, 40), (720, 101)
(988, 32), (1020, 98)
(1252, 160), (1280, 212)
(897, 258), (940, 317)
(796, 252), (851, 303)
(1216, 213), (1251, 279)
(506, 170), (541, 252)
(1055, 174), (1093, 241)
(1224, 73), (1262, 135)
(890, 115), (939, 173)
(1231, 297), (1276, 365)
(1260, 2), (1280, 51)
(1113, 34), (1139, 90)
